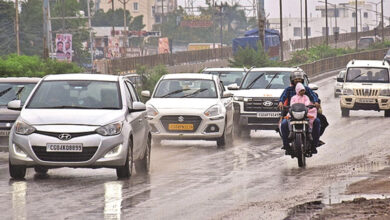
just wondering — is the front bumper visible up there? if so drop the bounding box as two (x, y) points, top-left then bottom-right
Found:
(148, 111), (225, 140)
(237, 113), (279, 130)
(340, 96), (390, 110)
(9, 130), (127, 168)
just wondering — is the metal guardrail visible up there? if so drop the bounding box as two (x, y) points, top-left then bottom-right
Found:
(299, 48), (388, 77)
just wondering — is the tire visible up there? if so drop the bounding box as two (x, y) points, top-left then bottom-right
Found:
(341, 108), (350, 117)
(152, 137), (162, 146)
(385, 110), (390, 117)
(294, 133), (305, 168)
(334, 93), (339, 98)
(9, 160), (26, 179)
(116, 138), (133, 179)
(135, 136), (151, 174)
(239, 128), (251, 138)
(216, 130), (226, 149)
(34, 166), (48, 174)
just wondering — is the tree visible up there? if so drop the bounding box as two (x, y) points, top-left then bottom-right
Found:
(0, 1), (16, 56)
(229, 43), (278, 68)
(19, 0), (43, 56)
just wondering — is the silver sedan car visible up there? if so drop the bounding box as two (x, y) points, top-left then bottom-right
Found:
(7, 74), (151, 179)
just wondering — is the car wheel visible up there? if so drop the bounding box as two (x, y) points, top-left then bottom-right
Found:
(334, 93), (339, 98)
(116, 138), (133, 179)
(34, 166), (48, 174)
(240, 127), (251, 138)
(152, 137), (162, 146)
(385, 110), (390, 117)
(341, 108), (350, 117)
(135, 136), (151, 174)
(9, 160), (26, 179)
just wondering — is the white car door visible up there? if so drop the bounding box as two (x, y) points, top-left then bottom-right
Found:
(218, 81), (234, 131)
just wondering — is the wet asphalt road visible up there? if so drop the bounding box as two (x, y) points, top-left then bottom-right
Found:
(1, 73), (390, 220)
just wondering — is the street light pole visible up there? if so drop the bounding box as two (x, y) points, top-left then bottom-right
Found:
(381, 0), (384, 41)
(305, 0), (308, 50)
(15, 0), (20, 55)
(279, 0), (283, 61)
(325, 0), (328, 46)
(355, 0), (358, 51)
(300, 0), (303, 48)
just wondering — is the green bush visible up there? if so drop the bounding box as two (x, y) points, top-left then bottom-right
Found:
(288, 45), (354, 66)
(229, 43), (279, 68)
(0, 54), (83, 77)
(137, 64), (168, 102)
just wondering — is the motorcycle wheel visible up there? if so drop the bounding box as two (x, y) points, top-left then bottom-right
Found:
(294, 133), (306, 167)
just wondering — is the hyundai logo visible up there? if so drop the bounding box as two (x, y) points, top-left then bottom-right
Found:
(178, 116), (185, 122)
(58, 134), (72, 141)
(263, 101), (274, 107)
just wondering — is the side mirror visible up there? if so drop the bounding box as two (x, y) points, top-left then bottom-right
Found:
(227, 84), (239, 90)
(308, 84), (319, 91)
(222, 91), (233, 98)
(8, 100), (22, 111)
(131, 102), (146, 112)
(336, 77), (344, 83)
(141, 90), (151, 98)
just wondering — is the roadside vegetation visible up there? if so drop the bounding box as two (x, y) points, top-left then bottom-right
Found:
(0, 54), (83, 77)
(136, 64), (168, 102)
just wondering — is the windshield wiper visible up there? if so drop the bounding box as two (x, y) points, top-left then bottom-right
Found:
(265, 72), (280, 89)
(43, 105), (91, 109)
(349, 73), (365, 82)
(0, 88), (12, 98)
(160, 88), (190, 98)
(181, 88), (208, 98)
(246, 73), (265, 89)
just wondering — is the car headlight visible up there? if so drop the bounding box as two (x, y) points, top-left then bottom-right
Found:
(380, 89), (390, 96)
(292, 111), (306, 120)
(146, 105), (159, 118)
(15, 121), (35, 135)
(96, 122), (123, 136)
(204, 105), (222, 117)
(233, 96), (244, 101)
(343, 88), (353, 95)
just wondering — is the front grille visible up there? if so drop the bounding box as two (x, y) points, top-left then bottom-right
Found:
(248, 117), (279, 124)
(160, 115), (202, 133)
(32, 146), (98, 162)
(0, 121), (14, 130)
(34, 130), (96, 140)
(244, 98), (279, 112)
(354, 88), (379, 97)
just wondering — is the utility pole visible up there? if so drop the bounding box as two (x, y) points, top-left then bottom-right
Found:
(300, 0), (303, 48)
(212, 0), (215, 49)
(355, 0), (358, 50)
(325, 0), (328, 46)
(87, 0), (94, 71)
(279, 0), (283, 61)
(112, 0), (115, 36)
(43, 0), (49, 58)
(15, 0), (20, 55)
(381, 0), (384, 41)
(118, 0), (129, 48)
(305, 0), (308, 50)
(258, 0), (265, 48)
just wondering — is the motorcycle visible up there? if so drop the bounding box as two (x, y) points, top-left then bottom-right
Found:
(283, 103), (316, 167)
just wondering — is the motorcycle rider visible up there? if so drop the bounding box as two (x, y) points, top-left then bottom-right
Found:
(278, 71), (321, 154)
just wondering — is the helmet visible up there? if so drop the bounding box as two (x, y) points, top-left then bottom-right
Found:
(290, 71), (305, 82)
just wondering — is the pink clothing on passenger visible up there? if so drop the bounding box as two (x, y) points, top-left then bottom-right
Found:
(290, 83), (317, 128)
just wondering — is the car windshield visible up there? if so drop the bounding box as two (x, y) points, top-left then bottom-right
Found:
(241, 71), (294, 89)
(154, 79), (217, 98)
(346, 67), (389, 83)
(27, 80), (122, 109)
(204, 71), (245, 86)
(359, 38), (374, 46)
(0, 83), (36, 106)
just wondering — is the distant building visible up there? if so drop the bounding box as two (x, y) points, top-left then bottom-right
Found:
(98, 0), (177, 31)
(268, 1), (383, 42)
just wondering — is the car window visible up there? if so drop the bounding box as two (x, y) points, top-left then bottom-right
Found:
(125, 81), (139, 102)
(0, 83), (37, 106)
(241, 71), (295, 89)
(204, 71), (245, 86)
(27, 80), (122, 109)
(346, 67), (389, 83)
(154, 79), (217, 98)
(387, 49), (390, 56)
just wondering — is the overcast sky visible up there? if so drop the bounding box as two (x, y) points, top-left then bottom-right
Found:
(177, 0), (390, 18)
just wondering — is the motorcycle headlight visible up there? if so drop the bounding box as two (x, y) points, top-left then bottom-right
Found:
(204, 105), (222, 117)
(146, 105), (159, 118)
(96, 122), (123, 136)
(343, 88), (353, 95)
(379, 89), (390, 96)
(15, 121), (35, 135)
(292, 111), (305, 120)
(233, 96), (244, 101)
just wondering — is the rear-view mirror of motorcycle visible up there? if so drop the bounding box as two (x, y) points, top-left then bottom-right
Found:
(308, 84), (319, 91)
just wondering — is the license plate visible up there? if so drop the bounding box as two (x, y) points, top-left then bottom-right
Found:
(0, 130), (10, 137)
(357, 98), (376, 103)
(168, 124), (194, 131)
(46, 144), (83, 152)
(257, 112), (280, 118)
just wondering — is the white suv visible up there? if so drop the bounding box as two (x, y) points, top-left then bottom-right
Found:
(201, 67), (247, 90)
(229, 67), (317, 137)
(142, 73), (234, 148)
(340, 60), (390, 117)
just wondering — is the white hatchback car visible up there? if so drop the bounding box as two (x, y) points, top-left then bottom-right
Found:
(8, 74), (151, 179)
(142, 74), (234, 148)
